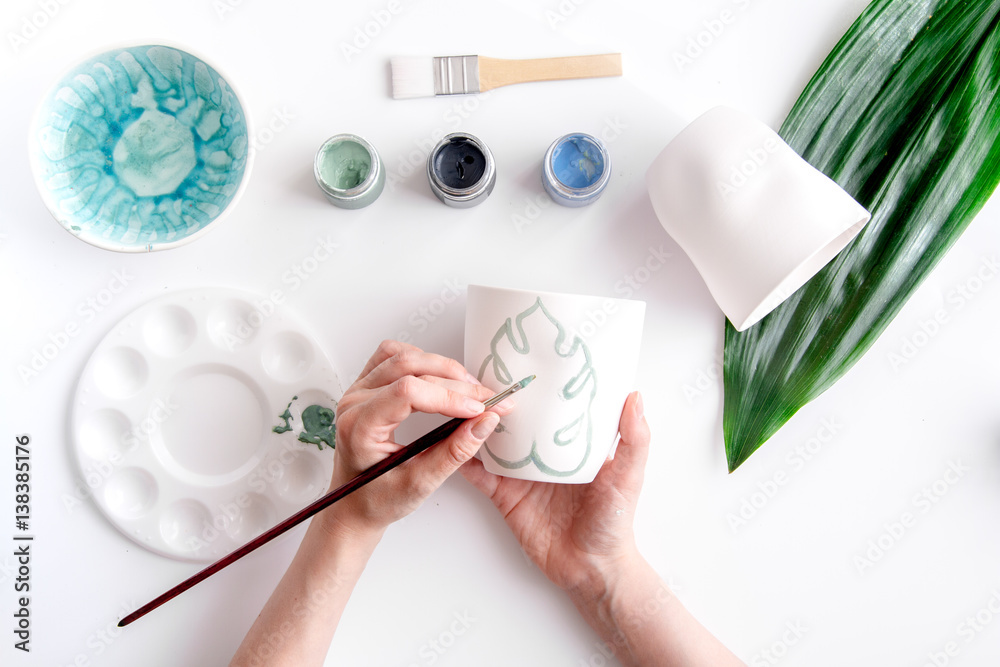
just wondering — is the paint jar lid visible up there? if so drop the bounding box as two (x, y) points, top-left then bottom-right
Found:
(542, 132), (611, 207)
(314, 134), (385, 209)
(426, 132), (496, 208)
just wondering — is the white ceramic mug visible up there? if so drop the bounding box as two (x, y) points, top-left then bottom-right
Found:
(464, 285), (645, 484)
(646, 106), (870, 331)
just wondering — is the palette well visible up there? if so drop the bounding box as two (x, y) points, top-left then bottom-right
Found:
(71, 288), (340, 562)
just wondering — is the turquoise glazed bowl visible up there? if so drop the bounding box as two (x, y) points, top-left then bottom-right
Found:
(29, 44), (251, 252)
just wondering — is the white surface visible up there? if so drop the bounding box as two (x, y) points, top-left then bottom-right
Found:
(0, 1), (998, 666)
(71, 287), (339, 561)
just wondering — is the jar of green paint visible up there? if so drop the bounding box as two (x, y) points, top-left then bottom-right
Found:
(314, 134), (385, 209)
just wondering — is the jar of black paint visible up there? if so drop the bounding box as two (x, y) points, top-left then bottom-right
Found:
(426, 132), (496, 208)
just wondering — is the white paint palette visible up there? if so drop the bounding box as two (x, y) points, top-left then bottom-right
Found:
(71, 288), (340, 562)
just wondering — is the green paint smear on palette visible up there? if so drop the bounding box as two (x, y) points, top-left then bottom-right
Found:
(298, 404), (336, 450)
(273, 396), (298, 434)
(272, 396), (336, 451)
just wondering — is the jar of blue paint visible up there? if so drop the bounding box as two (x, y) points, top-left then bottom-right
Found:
(542, 132), (611, 207)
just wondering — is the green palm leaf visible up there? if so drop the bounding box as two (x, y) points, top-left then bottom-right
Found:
(723, 0), (1000, 472)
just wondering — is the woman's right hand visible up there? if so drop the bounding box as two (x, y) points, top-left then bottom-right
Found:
(318, 340), (505, 541)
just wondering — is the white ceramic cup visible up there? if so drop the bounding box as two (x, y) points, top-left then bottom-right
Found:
(645, 106), (870, 331)
(465, 285), (645, 484)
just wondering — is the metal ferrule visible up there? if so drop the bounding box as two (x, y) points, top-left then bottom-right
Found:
(433, 55), (480, 95)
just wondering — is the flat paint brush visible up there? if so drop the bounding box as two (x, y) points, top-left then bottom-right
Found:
(391, 53), (622, 99)
(119, 375), (536, 628)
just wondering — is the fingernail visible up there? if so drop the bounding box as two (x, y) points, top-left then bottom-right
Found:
(465, 372), (481, 385)
(465, 397), (485, 414)
(634, 391), (644, 420)
(472, 412), (499, 440)
(495, 397), (516, 413)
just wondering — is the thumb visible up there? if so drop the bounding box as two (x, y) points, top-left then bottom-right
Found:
(618, 391), (650, 453)
(403, 411), (500, 494)
(605, 391), (650, 483)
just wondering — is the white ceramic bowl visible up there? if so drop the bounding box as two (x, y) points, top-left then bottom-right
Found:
(29, 43), (253, 252)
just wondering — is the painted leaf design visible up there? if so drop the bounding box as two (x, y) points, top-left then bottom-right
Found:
(478, 298), (598, 477)
(723, 0), (1000, 471)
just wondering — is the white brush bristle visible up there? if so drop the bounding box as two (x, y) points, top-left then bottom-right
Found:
(391, 56), (435, 99)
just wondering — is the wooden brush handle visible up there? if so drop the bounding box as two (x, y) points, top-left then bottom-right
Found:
(478, 53), (622, 91)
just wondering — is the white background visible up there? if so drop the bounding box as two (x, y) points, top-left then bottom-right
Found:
(2, 0), (999, 665)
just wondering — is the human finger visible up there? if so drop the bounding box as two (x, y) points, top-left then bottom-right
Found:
(357, 347), (474, 390)
(420, 376), (517, 416)
(356, 339), (423, 381)
(352, 375), (485, 435)
(420, 376), (491, 398)
(401, 412), (500, 500)
(605, 391), (651, 486)
(459, 456), (495, 496)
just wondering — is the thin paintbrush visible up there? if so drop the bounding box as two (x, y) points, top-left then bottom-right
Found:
(391, 53), (622, 99)
(118, 375), (536, 628)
